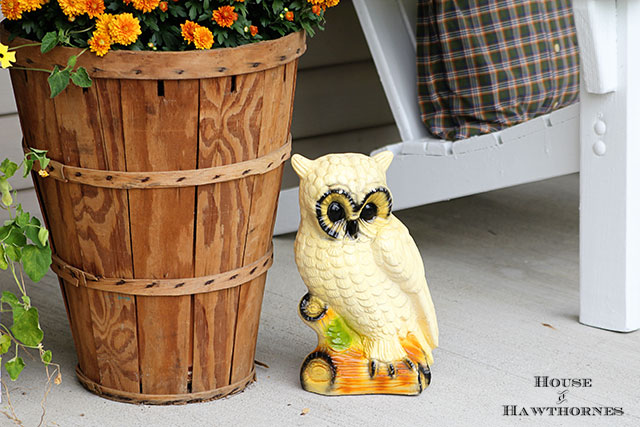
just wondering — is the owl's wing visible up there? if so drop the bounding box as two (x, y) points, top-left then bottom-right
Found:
(372, 215), (439, 350)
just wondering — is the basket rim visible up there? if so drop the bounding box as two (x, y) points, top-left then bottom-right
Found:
(0, 21), (306, 79)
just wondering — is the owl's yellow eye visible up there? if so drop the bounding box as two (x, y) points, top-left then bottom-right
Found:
(360, 188), (392, 222)
(315, 190), (355, 238)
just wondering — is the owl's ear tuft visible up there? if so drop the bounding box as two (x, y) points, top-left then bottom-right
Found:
(291, 154), (314, 179)
(372, 150), (394, 172)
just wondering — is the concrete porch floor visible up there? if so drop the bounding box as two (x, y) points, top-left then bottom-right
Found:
(2, 173), (639, 426)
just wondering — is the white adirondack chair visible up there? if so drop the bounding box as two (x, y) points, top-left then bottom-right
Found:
(274, 0), (639, 333)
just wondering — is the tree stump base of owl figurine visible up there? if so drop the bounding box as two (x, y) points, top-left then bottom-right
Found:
(298, 293), (431, 396)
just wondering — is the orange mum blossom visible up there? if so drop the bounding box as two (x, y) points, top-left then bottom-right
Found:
(159, 1), (168, 12)
(212, 5), (238, 28)
(84, 0), (105, 18)
(311, 5), (321, 16)
(88, 30), (111, 56)
(108, 13), (142, 45)
(250, 25), (258, 37)
(193, 26), (214, 50)
(18, 0), (45, 13)
(285, 11), (294, 21)
(180, 20), (199, 43)
(132, 0), (160, 13)
(95, 13), (114, 33)
(58, 0), (86, 19)
(1, 0), (23, 20)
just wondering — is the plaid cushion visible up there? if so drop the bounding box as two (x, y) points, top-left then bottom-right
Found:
(417, 0), (580, 141)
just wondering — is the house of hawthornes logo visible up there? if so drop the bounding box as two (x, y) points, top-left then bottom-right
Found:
(503, 376), (624, 417)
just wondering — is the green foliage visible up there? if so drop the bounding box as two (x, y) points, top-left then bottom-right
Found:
(1, 151), (53, 381)
(325, 317), (353, 351)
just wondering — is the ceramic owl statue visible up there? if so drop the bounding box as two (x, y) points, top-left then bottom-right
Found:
(292, 151), (438, 396)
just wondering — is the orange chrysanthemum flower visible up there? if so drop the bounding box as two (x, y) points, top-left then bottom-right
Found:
(84, 0), (105, 18)
(1, 0), (23, 20)
(108, 13), (142, 45)
(311, 5), (321, 15)
(180, 20), (199, 43)
(249, 25), (258, 37)
(285, 11), (294, 21)
(159, 1), (167, 12)
(58, 0), (86, 18)
(88, 30), (111, 56)
(18, 0), (46, 13)
(132, 0), (159, 13)
(95, 13), (114, 33)
(193, 26), (214, 50)
(212, 5), (238, 28)
(307, 0), (339, 9)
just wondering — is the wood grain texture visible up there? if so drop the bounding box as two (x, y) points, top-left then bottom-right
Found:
(192, 72), (264, 392)
(121, 79), (199, 394)
(1, 27), (305, 80)
(231, 61), (299, 383)
(9, 70), (101, 383)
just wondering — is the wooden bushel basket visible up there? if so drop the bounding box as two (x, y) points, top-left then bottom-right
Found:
(2, 26), (305, 404)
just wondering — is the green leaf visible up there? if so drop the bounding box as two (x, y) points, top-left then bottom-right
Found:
(325, 317), (353, 351)
(1, 291), (20, 309)
(23, 158), (34, 178)
(41, 31), (59, 54)
(38, 227), (49, 247)
(0, 177), (12, 206)
(70, 67), (92, 88)
(48, 66), (71, 98)
(0, 159), (18, 178)
(4, 227), (26, 247)
(67, 54), (77, 69)
(11, 306), (44, 348)
(41, 350), (52, 365)
(5, 357), (25, 381)
(0, 246), (7, 270)
(25, 217), (43, 247)
(0, 334), (10, 354)
(5, 246), (20, 262)
(21, 244), (52, 282)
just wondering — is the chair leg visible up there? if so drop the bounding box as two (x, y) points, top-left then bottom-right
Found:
(579, 0), (640, 332)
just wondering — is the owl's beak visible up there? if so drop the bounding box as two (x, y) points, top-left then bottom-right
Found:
(345, 220), (359, 239)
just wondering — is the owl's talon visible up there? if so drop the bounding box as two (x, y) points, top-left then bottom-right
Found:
(403, 358), (416, 372)
(418, 363), (431, 387)
(387, 363), (396, 378)
(369, 359), (377, 378)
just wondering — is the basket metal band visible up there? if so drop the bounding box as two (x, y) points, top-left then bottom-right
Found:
(24, 135), (291, 189)
(51, 245), (273, 296)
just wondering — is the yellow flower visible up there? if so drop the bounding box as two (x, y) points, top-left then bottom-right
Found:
(132, 0), (159, 13)
(193, 26), (214, 50)
(88, 30), (111, 56)
(58, 0), (86, 18)
(38, 169), (49, 178)
(1, 0), (23, 20)
(84, 0), (104, 18)
(307, 0), (339, 9)
(108, 13), (142, 46)
(0, 43), (17, 69)
(180, 20), (199, 43)
(18, 0), (46, 13)
(212, 5), (238, 28)
(95, 13), (114, 33)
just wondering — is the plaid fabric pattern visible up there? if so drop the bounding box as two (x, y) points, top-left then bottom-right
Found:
(417, 0), (580, 141)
